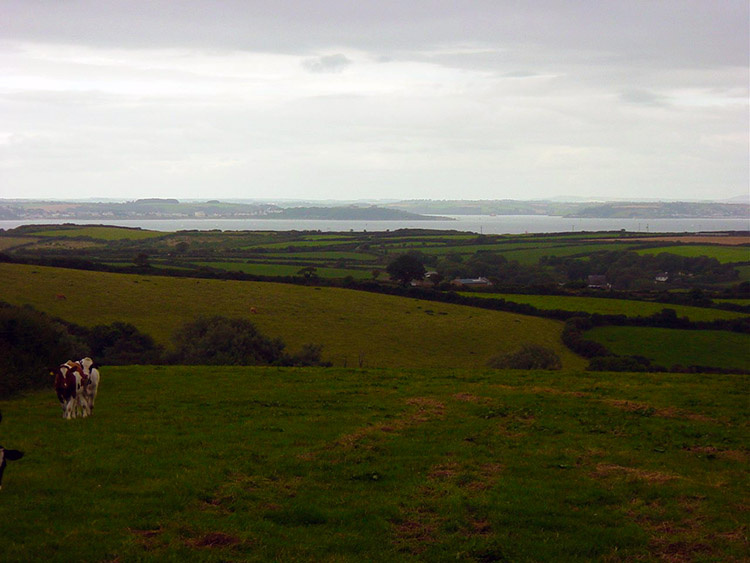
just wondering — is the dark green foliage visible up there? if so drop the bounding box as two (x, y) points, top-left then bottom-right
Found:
(0, 302), (87, 397)
(488, 344), (562, 370)
(171, 316), (286, 365)
(170, 316), (329, 367)
(562, 317), (612, 358)
(84, 322), (163, 365)
(386, 254), (426, 285)
(588, 355), (653, 372)
(279, 343), (331, 367)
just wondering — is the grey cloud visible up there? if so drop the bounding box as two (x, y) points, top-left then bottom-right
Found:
(301, 54), (352, 73)
(620, 89), (670, 107)
(2, 1), (747, 68)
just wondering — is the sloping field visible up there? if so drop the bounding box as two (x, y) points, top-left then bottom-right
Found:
(0, 367), (746, 561)
(0, 263), (583, 369)
(586, 326), (750, 371)
(461, 293), (748, 321)
(636, 245), (750, 264)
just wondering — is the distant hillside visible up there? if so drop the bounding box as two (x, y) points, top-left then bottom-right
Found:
(570, 201), (750, 219)
(0, 200), (447, 221)
(0, 262), (584, 369)
(273, 206), (451, 221)
(385, 199), (750, 219)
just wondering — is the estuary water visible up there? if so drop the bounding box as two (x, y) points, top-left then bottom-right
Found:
(1, 215), (748, 235)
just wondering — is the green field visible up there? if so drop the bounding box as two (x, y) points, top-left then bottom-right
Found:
(714, 298), (750, 306)
(461, 293), (748, 321)
(194, 261), (375, 279)
(0, 236), (37, 251)
(586, 326), (750, 370)
(0, 263), (584, 370)
(0, 366), (746, 561)
(29, 225), (165, 241)
(636, 245), (750, 264)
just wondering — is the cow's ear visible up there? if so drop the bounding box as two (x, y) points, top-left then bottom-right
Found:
(4, 450), (23, 461)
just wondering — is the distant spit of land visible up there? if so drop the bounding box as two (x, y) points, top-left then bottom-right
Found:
(0, 198), (747, 221)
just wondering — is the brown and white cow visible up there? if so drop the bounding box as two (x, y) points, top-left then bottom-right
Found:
(0, 411), (24, 490)
(51, 361), (84, 419)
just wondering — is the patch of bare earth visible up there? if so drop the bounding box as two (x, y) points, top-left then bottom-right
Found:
(129, 527), (164, 550)
(593, 463), (678, 484)
(683, 446), (748, 462)
(186, 531), (243, 550)
(453, 392), (490, 404)
(392, 460), (504, 551)
(622, 496), (747, 561)
(333, 397), (446, 450)
(603, 399), (720, 423)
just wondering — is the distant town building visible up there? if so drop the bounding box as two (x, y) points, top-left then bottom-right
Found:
(587, 275), (610, 289)
(451, 277), (492, 287)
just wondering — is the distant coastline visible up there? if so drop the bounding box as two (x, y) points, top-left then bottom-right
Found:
(2, 215), (748, 235)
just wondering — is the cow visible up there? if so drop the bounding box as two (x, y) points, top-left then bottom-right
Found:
(0, 411), (24, 490)
(51, 361), (84, 419)
(78, 357), (100, 416)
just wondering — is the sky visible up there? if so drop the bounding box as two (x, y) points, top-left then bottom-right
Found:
(1, 1), (748, 202)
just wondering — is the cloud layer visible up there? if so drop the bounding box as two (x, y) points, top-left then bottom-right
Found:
(1, 1), (747, 200)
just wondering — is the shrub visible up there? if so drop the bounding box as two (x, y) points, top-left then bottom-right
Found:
(0, 302), (87, 397)
(84, 322), (163, 365)
(488, 344), (562, 370)
(170, 316), (286, 365)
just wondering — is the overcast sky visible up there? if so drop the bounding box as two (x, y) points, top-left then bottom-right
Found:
(1, 1), (748, 202)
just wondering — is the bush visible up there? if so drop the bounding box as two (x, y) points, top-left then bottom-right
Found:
(0, 302), (88, 397)
(170, 316), (286, 365)
(169, 316), (330, 367)
(488, 344), (562, 370)
(84, 322), (164, 365)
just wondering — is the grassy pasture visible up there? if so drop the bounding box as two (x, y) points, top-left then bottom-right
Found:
(636, 245), (750, 264)
(194, 261), (375, 279)
(0, 263), (583, 369)
(460, 293), (748, 321)
(715, 298), (750, 306)
(28, 225), (165, 241)
(0, 236), (38, 251)
(0, 366), (746, 561)
(586, 326), (750, 371)
(261, 251), (379, 261)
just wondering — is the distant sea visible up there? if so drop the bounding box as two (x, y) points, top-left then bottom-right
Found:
(1, 215), (748, 235)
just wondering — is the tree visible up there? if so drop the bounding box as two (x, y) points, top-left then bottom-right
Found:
(171, 316), (285, 365)
(386, 254), (426, 286)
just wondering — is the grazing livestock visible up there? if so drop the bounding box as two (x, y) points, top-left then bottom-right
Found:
(0, 411), (24, 490)
(51, 361), (84, 419)
(78, 357), (100, 416)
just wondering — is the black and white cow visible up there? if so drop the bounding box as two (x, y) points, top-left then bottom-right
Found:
(0, 411), (24, 490)
(78, 357), (100, 416)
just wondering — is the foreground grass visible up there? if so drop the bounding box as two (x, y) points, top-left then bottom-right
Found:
(586, 326), (750, 371)
(0, 367), (746, 561)
(0, 263), (583, 370)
